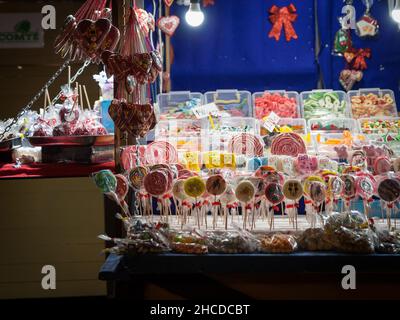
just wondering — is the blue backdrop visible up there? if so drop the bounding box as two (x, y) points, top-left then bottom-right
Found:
(161, 0), (400, 104)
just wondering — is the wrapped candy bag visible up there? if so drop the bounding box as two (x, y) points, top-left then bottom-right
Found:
(323, 211), (376, 253)
(259, 233), (298, 253)
(169, 228), (208, 254)
(101, 220), (171, 255)
(205, 227), (260, 253)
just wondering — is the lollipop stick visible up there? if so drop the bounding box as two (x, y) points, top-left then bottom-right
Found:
(225, 207), (228, 230)
(68, 66), (71, 91)
(195, 197), (200, 229)
(46, 89), (51, 108)
(83, 85), (91, 110)
(79, 85), (84, 111)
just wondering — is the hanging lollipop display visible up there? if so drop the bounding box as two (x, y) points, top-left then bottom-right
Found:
(341, 174), (357, 211)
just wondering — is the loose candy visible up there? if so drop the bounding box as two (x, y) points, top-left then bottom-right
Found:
(144, 170), (168, 196)
(283, 179), (303, 201)
(377, 178), (400, 203)
(265, 182), (284, 204)
(303, 92), (347, 120)
(93, 170), (117, 193)
(235, 181), (255, 203)
(271, 133), (306, 157)
(115, 174), (129, 200)
(184, 176), (206, 198)
(254, 92), (298, 119)
(350, 93), (396, 119)
(129, 166), (148, 190)
(206, 175), (227, 196)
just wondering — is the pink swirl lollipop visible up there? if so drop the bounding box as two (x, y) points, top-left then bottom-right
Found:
(145, 141), (178, 165)
(228, 133), (264, 157)
(271, 133), (306, 157)
(374, 156), (392, 175)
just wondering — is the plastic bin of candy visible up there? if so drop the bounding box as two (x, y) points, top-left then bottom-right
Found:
(158, 91), (204, 120)
(260, 118), (306, 136)
(253, 90), (300, 119)
(358, 117), (400, 136)
(202, 117), (260, 136)
(348, 88), (397, 120)
(204, 89), (252, 117)
(155, 119), (202, 138)
(300, 90), (349, 120)
(308, 118), (358, 134)
(312, 132), (369, 160)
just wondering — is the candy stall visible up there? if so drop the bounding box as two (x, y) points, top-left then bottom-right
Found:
(2, 0), (400, 301)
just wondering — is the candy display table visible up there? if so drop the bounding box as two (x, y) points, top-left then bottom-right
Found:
(99, 252), (400, 299)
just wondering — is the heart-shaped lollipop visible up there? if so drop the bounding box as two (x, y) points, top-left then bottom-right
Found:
(157, 16), (180, 37)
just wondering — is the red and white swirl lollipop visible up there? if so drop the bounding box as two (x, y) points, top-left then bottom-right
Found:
(228, 133), (264, 157)
(145, 141), (178, 165)
(271, 133), (306, 157)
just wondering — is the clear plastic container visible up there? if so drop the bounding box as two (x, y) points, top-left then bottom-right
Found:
(157, 91), (204, 120)
(155, 119), (202, 138)
(348, 88), (398, 119)
(260, 118), (306, 136)
(204, 89), (252, 117)
(253, 90), (300, 119)
(308, 118), (358, 134)
(300, 90), (349, 120)
(202, 117), (260, 136)
(312, 132), (369, 159)
(358, 117), (400, 135)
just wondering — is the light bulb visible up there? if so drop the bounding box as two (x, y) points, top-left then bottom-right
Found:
(392, 1), (400, 23)
(185, 2), (204, 27)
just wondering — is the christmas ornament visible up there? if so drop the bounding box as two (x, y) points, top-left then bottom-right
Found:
(268, 4), (298, 42)
(345, 48), (371, 70)
(157, 16), (180, 37)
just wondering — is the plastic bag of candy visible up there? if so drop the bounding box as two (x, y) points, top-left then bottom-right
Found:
(258, 233), (298, 253)
(297, 228), (334, 251)
(373, 225), (400, 254)
(169, 228), (208, 254)
(205, 227), (260, 254)
(101, 220), (171, 255)
(322, 211), (376, 253)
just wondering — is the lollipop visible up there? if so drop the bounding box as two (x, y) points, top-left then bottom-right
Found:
(356, 174), (375, 218)
(393, 158), (400, 172)
(283, 179), (303, 201)
(228, 133), (264, 157)
(235, 181), (255, 229)
(265, 182), (284, 205)
(377, 178), (400, 229)
(247, 176), (266, 197)
(328, 176), (344, 199)
(172, 179), (188, 201)
(271, 133), (306, 157)
(377, 178), (400, 203)
(129, 166), (148, 190)
(206, 175), (227, 196)
(219, 185), (237, 205)
(283, 179), (303, 229)
(184, 176), (206, 228)
(93, 170), (117, 193)
(341, 174), (356, 201)
(115, 174), (129, 200)
(374, 156), (392, 175)
(184, 176), (206, 198)
(143, 170), (168, 196)
(309, 181), (326, 205)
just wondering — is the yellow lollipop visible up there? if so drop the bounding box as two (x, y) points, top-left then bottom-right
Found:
(303, 176), (325, 197)
(183, 176), (206, 198)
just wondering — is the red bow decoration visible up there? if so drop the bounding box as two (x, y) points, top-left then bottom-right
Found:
(286, 203), (299, 209)
(345, 48), (371, 71)
(268, 4), (298, 42)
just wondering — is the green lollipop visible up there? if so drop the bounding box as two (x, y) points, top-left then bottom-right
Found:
(93, 170), (117, 193)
